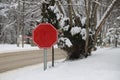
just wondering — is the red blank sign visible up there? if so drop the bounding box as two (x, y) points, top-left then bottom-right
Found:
(33, 23), (58, 48)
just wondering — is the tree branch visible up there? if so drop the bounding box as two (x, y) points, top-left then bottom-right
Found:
(94, 0), (117, 42)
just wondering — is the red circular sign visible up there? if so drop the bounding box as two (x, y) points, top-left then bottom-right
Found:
(33, 23), (58, 48)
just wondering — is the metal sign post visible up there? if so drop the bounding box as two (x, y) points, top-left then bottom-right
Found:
(44, 48), (47, 70)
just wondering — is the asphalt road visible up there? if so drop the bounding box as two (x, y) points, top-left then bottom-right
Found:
(0, 48), (66, 73)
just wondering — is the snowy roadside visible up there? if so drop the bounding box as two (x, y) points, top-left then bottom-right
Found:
(0, 47), (120, 80)
(0, 44), (39, 53)
(0, 44), (58, 54)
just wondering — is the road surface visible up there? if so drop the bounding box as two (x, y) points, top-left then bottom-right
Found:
(0, 48), (66, 73)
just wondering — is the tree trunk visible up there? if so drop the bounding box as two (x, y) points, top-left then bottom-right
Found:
(22, 0), (25, 48)
(17, 0), (20, 47)
(71, 3), (82, 27)
(55, 1), (66, 17)
(84, 0), (90, 57)
(67, 0), (73, 27)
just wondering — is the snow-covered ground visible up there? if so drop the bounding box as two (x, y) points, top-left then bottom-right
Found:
(0, 44), (58, 53)
(0, 44), (39, 53)
(0, 47), (120, 80)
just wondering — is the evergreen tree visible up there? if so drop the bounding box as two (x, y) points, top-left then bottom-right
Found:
(41, 0), (59, 29)
(41, 0), (94, 60)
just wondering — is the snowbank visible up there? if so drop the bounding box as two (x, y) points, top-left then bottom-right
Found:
(0, 44), (39, 53)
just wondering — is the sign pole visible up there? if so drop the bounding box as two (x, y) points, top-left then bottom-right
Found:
(44, 48), (47, 70)
(52, 46), (54, 67)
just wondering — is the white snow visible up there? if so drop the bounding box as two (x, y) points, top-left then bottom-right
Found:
(117, 16), (120, 20)
(60, 17), (69, 28)
(0, 2), (18, 17)
(63, 25), (69, 31)
(41, 0), (49, 4)
(81, 17), (86, 26)
(0, 44), (58, 54)
(54, 4), (63, 20)
(58, 37), (72, 47)
(65, 38), (72, 47)
(48, 6), (55, 11)
(0, 47), (120, 80)
(56, 13), (62, 20)
(0, 8), (8, 17)
(0, 44), (39, 53)
(10, 2), (18, 9)
(80, 28), (87, 40)
(70, 26), (81, 36)
(54, 5), (59, 14)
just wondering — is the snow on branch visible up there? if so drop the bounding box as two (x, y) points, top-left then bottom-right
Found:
(0, 20), (16, 38)
(3, 20), (16, 31)
(20, 0), (42, 5)
(70, 26), (81, 36)
(41, 0), (49, 4)
(117, 16), (120, 20)
(24, 7), (40, 16)
(58, 37), (72, 48)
